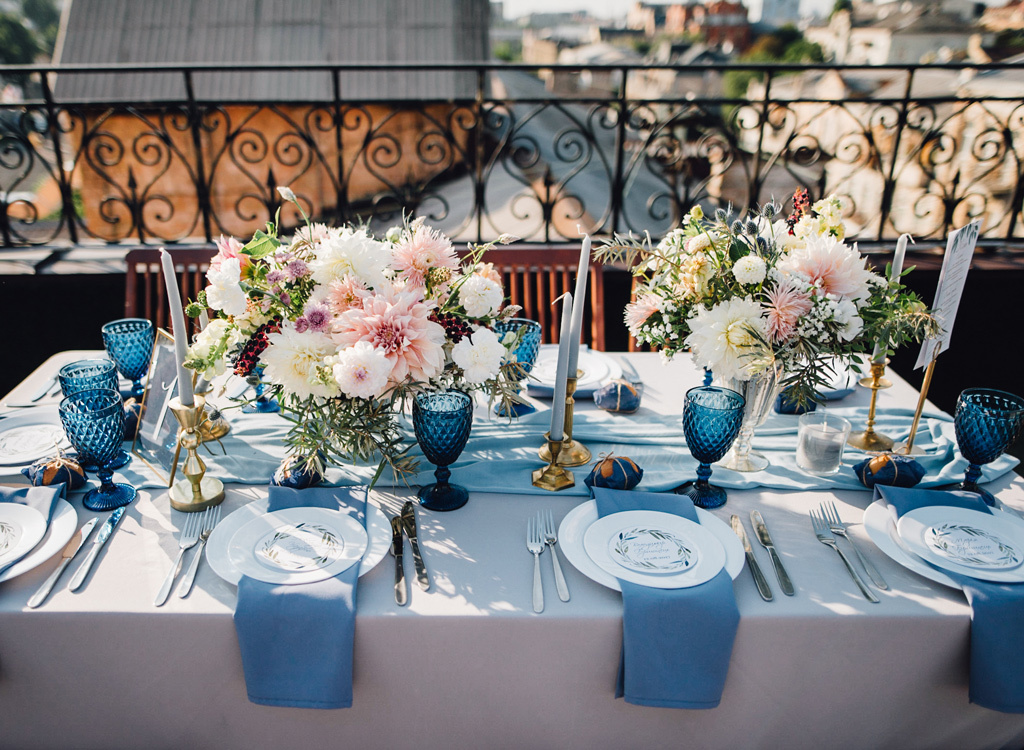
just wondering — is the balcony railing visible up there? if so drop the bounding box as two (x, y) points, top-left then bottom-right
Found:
(2, 60), (1024, 256)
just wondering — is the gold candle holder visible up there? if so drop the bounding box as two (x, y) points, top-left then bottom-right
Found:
(167, 394), (225, 512)
(538, 372), (592, 467)
(847, 359), (895, 453)
(532, 437), (575, 491)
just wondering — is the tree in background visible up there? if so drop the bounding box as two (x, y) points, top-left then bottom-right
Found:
(0, 13), (40, 84)
(724, 25), (824, 99)
(22, 0), (61, 56)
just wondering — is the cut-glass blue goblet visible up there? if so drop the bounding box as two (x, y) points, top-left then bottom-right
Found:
(243, 364), (280, 414)
(413, 390), (473, 511)
(953, 388), (1024, 506)
(101, 318), (154, 400)
(58, 359), (131, 469)
(492, 318), (542, 417)
(59, 388), (137, 511)
(675, 385), (745, 509)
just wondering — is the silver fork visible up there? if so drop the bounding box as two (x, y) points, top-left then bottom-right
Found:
(527, 516), (545, 613)
(541, 509), (570, 602)
(154, 511), (202, 607)
(810, 509), (879, 603)
(821, 500), (889, 590)
(176, 505), (221, 598)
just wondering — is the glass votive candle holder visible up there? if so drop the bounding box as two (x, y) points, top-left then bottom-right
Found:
(796, 412), (852, 476)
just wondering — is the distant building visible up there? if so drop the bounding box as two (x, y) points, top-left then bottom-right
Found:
(552, 42), (644, 95)
(52, 0), (490, 242)
(743, 0), (799, 27)
(982, 0), (1024, 31)
(665, 1), (750, 50)
(806, 4), (986, 64)
(627, 2), (670, 36)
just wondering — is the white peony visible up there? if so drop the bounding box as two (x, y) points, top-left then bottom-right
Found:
(309, 228), (390, 290)
(205, 257), (248, 317)
(260, 327), (339, 399)
(458, 275), (503, 318)
(188, 318), (241, 379)
(732, 254), (767, 285)
(332, 341), (392, 399)
(685, 297), (767, 382)
(452, 327), (506, 384)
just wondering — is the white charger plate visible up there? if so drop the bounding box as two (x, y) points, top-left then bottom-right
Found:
(0, 499), (77, 583)
(207, 498), (390, 586)
(897, 506), (1024, 582)
(583, 510), (726, 589)
(0, 408), (68, 467)
(864, 500), (965, 589)
(527, 346), (623, 397)
(559, 500), (742, 592)
(0, 504), (47, 567)
(227, 507), (367, 585)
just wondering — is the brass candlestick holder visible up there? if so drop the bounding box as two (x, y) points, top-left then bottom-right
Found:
(538, 372), (592, 467)
(532, 437), (575, 491)
(192, 373), (230, 441)
(847, 358), (895, 452)
(167, 394), (225, 512)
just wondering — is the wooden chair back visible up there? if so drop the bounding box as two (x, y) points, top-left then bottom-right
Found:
(125, 245), (607, 351)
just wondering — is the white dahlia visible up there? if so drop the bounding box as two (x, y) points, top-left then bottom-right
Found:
(685, 297), (767, 382)
(260, 327), (339, 399)
(732, 254), (767, 285)
(458, 274), (503, 318)
(452, 326), (506, 384)
(332, 341), (392, 399)
(309, 228), (390, 290)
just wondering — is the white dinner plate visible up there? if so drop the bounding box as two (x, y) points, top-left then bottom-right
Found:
(526, 346), (623, 397)
(0, 504), (47, 567)
(559, 500), (743, 592)
(0, 408), (69, 467)
(227, 507), (368, 585)
(206, 498), (390, 585)
(0, 499), (77, 583)
(863, 500), (962, 589)
(897, 506), (1024, 582)
(583, 510), (726, 589)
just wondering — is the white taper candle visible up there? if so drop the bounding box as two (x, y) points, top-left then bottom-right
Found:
(566, 235), (591, 376)
(549, 293), (573, 442)
(160, 249), (195, 407)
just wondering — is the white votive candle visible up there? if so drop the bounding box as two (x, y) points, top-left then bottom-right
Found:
(549, 293), (573, 442)
(160, 249), (195, 407)
(796, 412), (851, 476)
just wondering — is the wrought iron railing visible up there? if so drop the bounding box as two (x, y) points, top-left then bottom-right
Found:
(2, 61), (1024, 255)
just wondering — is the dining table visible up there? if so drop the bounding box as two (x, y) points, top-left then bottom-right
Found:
(2, 349), (1024, 750)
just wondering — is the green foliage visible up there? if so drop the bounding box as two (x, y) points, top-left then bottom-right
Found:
(830, 0), (852, 18)
(21, 0), (59, 55)
(0, 13), (39, 70)
(492, 41), (520, 62)
(723, 26), (824, 99)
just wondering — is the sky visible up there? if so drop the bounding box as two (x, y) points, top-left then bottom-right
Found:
(499, 0), (635, 21)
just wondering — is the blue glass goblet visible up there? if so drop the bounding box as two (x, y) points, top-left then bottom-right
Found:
(59, 388), (137, 511)
(492, 318), (542, 417)
(413, 390), (473, 511)
(58, 359), (131, 470)
(953, 388), (1024, 506)
(243, 364), (280, 414)
(675, 386), (745, 509)
(101, 318), (154, 400)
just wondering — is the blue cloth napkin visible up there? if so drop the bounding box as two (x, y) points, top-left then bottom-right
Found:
(592, 487), (740, 708)
(0, 484), (66, 576)
(876, 484), (1024, 713)
(233, 485), (365, 709)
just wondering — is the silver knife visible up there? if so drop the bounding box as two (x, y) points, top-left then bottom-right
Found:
(401, 501), (430, 591)
(750, 510), (795, 596)
(69, 506), (126, 592)
(731, 515), (773, 601)
(29, 375), (57, 402)
(27, 518), (99, 608)
(390, 515), (407, 606)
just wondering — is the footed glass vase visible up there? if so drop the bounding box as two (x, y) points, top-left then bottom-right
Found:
(413, 390), (474, 511)
(717, 362), (784, 473)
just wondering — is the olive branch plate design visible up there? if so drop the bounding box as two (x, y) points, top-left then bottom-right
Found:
(897, 505), (1024, 582)
(227, 506), (368, 585)
(0, 504), (47, 568)
(609, 526), (697, 574)
(583, 510), (727, 589)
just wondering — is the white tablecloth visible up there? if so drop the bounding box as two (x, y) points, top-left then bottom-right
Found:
(2, 351), (1024, 749)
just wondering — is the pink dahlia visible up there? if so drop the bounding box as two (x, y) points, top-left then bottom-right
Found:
(332, 289), (446, 384)
(326, 275), (370, 316)
(765, 281), (812, 343)
(777, 235), (875, 300)
(392, 225), (459, 290)
(624, 295), (659, 335)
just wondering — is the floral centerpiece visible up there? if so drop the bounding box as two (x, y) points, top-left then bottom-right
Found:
(598, 190), (938, 406)
(184, 189), (524, 481)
